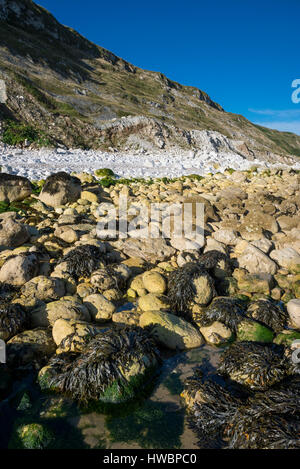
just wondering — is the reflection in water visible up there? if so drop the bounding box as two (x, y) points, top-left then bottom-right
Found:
(3, 344), (223, 449)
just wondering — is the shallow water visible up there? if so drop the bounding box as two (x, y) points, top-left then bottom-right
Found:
(1, 345), (222, 449)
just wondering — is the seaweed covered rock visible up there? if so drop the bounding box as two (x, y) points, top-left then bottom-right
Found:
(184, 369), (300, 449)
(198, 297), (248, 332)
(0, 301), (27, 341)
(52, 318), (104, 353)
(0, 214), (29, 249)
(246, 299), (288, 332)
(39, 172), (81, 207)
(9, 422), (54, 449)
(168, 263), (216, 317)
(236, 319), (274, 343)
(19, 276), (66, 305)
(0, 173), (32, 203)
(182, 370), (247, 448)
(139, 310), (204, 350)
(225, 377), (300, 449)
(218, 341), (289, 390)
(39, 326), (160, 404)
(55, 244), (106, 281)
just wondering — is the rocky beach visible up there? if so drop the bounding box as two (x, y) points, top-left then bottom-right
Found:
(0, 166), (299, 449)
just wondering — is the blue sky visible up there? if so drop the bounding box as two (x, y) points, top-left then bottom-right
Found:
(37, 0), (300, 134)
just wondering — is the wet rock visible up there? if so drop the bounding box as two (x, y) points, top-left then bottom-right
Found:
(9, 422), (54, 449)
(236, 319), (274, 343)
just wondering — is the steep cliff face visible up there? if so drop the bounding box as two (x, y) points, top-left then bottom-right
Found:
(0, 0), (299, 159)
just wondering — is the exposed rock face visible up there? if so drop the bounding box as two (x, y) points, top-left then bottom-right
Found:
(39, 172), (81, 207)
(0, 174), (32, 203)
(1, 1), (300, 159)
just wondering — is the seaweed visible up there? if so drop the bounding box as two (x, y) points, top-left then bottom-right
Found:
(57, 244), (106, 280)
(167, 262), (214, 316)
(46, 326), (160, 403)
(246, 299), (288, 332)
(198, 297), (247, 331)
(42, 172), (81, 195)
(0, 301), (27, 341)
(218, 341), (288, 390)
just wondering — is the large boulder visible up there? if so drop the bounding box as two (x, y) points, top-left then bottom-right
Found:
(237, 244), (277, 275)
(20, 276), (66, 303)
(30, 297), (91, 327)
(0, 252), (40, 286)
(270, 247), (300, 273)
(0, 214), (29, 249)
(0, 174), (32, 203)
(39, 172), (81, 207)
(139, 310), (204, 350)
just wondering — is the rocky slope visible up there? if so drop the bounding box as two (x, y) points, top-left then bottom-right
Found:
(0, 0), (300, 162)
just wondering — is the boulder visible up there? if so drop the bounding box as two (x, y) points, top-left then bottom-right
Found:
(83, 293), (116, 322)
(39, 172), (81, 207)
(199, 321), (233, 345)
(0, 173), (32, 203)
(30, 297), (90, 327)
(139, 310), (204, 350)
(20, 276), (66, 303)
(0, 252), (40, 286)
(138, 293), (170, 312)
(0, 215), (29, 249)
(270, 247), (300, 273)
(52, 318), (103, 352)
(237, 244), (277, 275)
(142, 271), (167, 294)
(287, 299), (300, 329)
(236, 319), (274, 342)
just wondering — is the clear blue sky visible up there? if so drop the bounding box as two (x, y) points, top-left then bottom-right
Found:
(37, 0), (300, 134)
